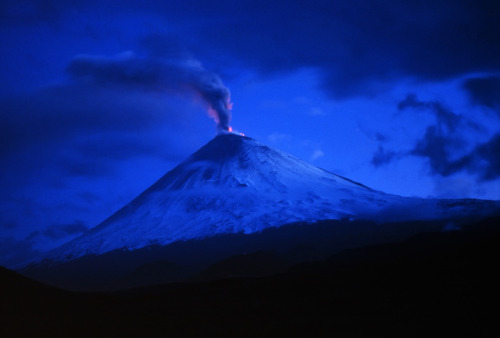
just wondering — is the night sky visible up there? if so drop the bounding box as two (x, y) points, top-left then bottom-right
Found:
(1, 0), (500, 267)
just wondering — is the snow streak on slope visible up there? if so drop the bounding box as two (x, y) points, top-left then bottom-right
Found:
(48, 133), (499, 261)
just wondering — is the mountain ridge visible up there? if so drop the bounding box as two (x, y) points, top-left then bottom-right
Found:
(44, 134), (392, 260)
(43, 133), (500, 263)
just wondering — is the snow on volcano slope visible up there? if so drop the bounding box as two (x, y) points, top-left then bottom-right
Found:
(48, 133), (500, 261)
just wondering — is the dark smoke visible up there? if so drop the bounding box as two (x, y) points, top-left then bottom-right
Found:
(188, 69), (232, 132)
(67, 52), (232, 132)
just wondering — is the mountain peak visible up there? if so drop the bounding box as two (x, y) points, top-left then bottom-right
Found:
(188, 132), (254, 163)
(44, 134), (500, 262)
(152, 132), (366, 192)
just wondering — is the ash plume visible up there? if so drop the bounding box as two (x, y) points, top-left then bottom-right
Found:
(191, 71), (232, 132)
(66, 52), (232, 132)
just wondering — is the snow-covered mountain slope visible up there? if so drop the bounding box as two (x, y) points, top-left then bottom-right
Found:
(48, 133), (500, 261)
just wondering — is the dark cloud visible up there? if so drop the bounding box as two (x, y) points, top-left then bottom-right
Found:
(391, 94), (466, 173)
(463, 76), (500, 112)
(371, 145), (398, 167)
(410, 126), (466, 176)
(42, 221), (88, 240)
(473, 132), (500, 180)
(375, 94), (499, 182)
(66, 52), (185, 91)
(398, 94), (461, 131)
(176, 0), (500, 98)
(409, 127), (500, 181)
(3, 1), (499, 98)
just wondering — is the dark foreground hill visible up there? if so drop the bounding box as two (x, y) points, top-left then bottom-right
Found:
(3, 215), (499, 337)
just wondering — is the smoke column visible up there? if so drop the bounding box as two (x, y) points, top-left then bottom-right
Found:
(67, 52), (232, 132)
(189, 69), (232, 132)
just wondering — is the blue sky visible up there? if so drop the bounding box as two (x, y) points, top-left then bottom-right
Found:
(1, 0), (499, 267)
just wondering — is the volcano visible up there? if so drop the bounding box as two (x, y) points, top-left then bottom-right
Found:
(23, 133), (500, 290)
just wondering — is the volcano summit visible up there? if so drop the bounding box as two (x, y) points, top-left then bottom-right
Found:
(48, 133), (487, 259)
(24, 133), (500, 289)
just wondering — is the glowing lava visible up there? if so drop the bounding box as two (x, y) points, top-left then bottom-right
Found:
(226, 126), (245, 136)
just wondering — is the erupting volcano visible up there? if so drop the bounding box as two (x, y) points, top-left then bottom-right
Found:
(21, 132), (499, 291)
